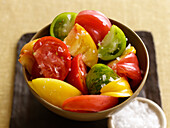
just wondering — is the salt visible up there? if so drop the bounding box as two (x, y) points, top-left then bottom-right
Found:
(112, 99), (160, 128)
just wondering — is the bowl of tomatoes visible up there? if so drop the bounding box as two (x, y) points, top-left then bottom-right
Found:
(19, 10), (149, 121)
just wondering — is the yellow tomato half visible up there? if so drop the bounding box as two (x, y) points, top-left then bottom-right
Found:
(64, 23), (98, 67)
(100, 77), (133, 97)
(31, 78), (82, 107)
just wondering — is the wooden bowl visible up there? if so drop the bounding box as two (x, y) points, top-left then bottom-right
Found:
(23, 19), (149, 121)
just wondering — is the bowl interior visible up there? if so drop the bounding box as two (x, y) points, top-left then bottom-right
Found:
(24, 19), (149, 121)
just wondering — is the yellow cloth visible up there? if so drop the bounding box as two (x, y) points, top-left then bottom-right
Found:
(0, 0), (170, 127)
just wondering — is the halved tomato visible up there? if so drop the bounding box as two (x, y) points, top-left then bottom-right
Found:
(108, 52), (142, 89)
(33, 36), (71, 80)
(19, 52), (35, 75)
(64, 23), (98, 67)
(62, 95), (118, 112)
(31, 78), (81, 107)
(19, 39), (39, 75)
(75, 10), (111, 46)
(66, 54), (88, 94)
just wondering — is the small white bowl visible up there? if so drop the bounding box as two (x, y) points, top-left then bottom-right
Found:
(108, 97), (167, 128)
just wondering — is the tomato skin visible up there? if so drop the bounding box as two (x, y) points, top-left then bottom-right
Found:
(75, 10), (111, 46)
(109, 52), (142, 89)
(66, 54), (88, 94)
(62, 95), (118, 112)
(33, 36), (71, 80)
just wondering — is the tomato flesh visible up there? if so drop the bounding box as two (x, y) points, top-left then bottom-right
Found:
(62, 95), (118, 112)
(66, 54), (88, 94)
(33, 36), (71, 80)
(75, 10), (111, 46)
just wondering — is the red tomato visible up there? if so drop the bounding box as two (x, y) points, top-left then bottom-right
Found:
(75, 10), (112, 46)
(110, 52), (142, 89)
(62, 95), (118, 112)
(33, 36), (71, 80)
(66, 54), (88, 94)
(31, 61), (43, 79)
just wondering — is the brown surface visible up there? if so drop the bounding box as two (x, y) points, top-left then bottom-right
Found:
(0, 0), (170, 127)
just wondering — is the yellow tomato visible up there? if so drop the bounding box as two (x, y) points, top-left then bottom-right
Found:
(31, 78), (81, 107)
(122, 45), (136, 55)
(100, 77), (133, 97)
(64, 23), (98, 67)
(101, 92), (132, 97)
(18, 52), (35, 74)
(19, 39), (38, 74)
(20, 39), (38, 54)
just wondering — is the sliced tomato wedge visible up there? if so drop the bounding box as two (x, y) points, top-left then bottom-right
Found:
(62, 95), (118, 112)
(33, 36), (71, 80)
(75, 10), (111, 46)
(66, 54), (88, 94)
(109, 52), (142, 89)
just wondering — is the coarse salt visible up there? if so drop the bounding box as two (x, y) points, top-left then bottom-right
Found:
(112, 99), (160, 128)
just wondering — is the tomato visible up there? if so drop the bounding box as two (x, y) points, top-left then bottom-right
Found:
(19, 52), (35, 75)
(98, 25), (126, 61)
(66, 54), (88, 94)
(62, 95), (118, 112)
(20, 39), (38, 54)
(19, 39), (39, 75)
(86, 64), (119, 94)
(33, 36), (71, 80)
(50, 12), (77, 41)
(31, 61), (43, 79)
(108, 52), (142, 89)
(64, 23), (98, 67)
(31, 78), (81, 107)
(75, 10), (112, 46)
(100, 77), (133, 97)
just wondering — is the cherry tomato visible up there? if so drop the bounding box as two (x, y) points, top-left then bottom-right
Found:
(33, 36), (71, 80)
(66, 54), (88, 94)
(75, 10), (112, 46)
(108, 52), (142, 89)
(62, 95), (118, 112)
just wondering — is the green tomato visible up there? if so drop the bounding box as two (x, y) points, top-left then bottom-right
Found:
(50, 12), (77, 41)
(98, 25), (126, 61)
(86, 64), (119, 94)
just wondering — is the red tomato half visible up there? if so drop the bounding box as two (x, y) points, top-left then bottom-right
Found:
(62, 95), (118, 112)
(110, 52), (142, 89)
(33, 36), (71, 80)
(66, 54), (88, 94)
(75, 10), (112, 46)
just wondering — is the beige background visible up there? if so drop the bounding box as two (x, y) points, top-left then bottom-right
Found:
(0, 0), (169, 127)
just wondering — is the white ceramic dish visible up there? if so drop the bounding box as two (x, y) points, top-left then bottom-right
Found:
(108, 97), (167, 128)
